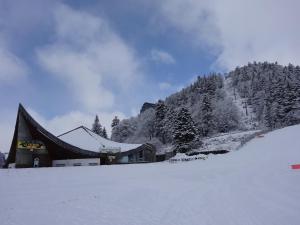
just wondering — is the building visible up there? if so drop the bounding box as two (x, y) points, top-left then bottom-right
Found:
(0, 151), (5, 168)
(4, 104), (156, 168)
(57, 126), (156, 165)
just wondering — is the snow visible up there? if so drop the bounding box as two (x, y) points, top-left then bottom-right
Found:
(224, 77), (257, 129)
(200, 129), (260, 152)
(58, 126), (142, 153)
(1, 124), (300, 225)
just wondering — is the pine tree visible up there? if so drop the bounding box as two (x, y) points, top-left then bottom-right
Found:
(264, 93), (274, 129)
(92, 115), (102, 135)
(111, 116), (120, 129)
(102, 127), (108, 139)
(154, 100), (168, 144)
(173, 107), (198, 153)
(199, 94), (213, 136)
(164, 107), (176, 143)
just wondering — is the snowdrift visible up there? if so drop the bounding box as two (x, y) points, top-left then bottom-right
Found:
(1, 125), (300, 225)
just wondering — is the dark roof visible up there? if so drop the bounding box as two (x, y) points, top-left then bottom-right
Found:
(5, 104), (156, 167)
(5, 104), (99, 167)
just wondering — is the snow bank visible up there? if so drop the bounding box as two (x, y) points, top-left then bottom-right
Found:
(1, 125), (300, 225)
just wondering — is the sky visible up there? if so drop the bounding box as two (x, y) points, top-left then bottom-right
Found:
(0, 0), (300, 152)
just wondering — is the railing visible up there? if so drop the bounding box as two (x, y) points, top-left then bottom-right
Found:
(169, 155), (207, 163)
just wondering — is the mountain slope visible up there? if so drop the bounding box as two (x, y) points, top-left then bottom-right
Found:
(111, 62), (300, 151)
(224, 76), (256, 129)
(1, 125), (300, 225)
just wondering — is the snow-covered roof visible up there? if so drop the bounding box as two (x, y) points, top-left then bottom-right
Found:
(58, 126), (142, 153)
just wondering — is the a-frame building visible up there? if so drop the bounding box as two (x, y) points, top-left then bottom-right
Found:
(4, 104), (156, 168)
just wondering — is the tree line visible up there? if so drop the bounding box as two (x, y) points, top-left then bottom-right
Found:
(108, 62), (300, 154)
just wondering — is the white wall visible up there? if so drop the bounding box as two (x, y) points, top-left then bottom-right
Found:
(8, 163), (16, 168)
(52, 158), (100, 167)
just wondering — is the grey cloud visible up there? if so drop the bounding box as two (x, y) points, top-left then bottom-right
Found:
(152, 0), (300, 71)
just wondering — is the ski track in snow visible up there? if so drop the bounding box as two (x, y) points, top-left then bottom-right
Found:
(224, 77), (256, 130)
(1, 125), (300, 225)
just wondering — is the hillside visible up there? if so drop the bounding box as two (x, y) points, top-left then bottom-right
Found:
(1, 124), (300, 225)
(111, 62), (300, 153)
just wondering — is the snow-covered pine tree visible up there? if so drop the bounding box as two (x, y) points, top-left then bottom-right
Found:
(213, 97), (240, 133)
(136, 108), (156, 141)
(199, 93), (213, 137)
(102, 127), (108, 139)
(264, 91), (274, 129)
(92, 115), (103, 135)
(154, 100), (168, 144)
(163, 107), (176, 143)
(173, 107), (198, 153)
(280, 73), (300, 126)
(111, 118), (137, 142)
(111, 116), (120, 129)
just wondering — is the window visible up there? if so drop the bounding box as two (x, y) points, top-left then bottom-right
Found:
(89, 163), (98, 166)
(128, 154), (134, 162)
(73, 163), (81, 166)
(55, 164), (65, 167)
(139, 150), (143, 159)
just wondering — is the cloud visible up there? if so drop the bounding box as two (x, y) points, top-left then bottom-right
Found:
(212, 0), (300, 70)
(28, 108), (125, 137)
(0, 0), (57, 37)
(37, 3), (143, 111)
(0, 109), (17, 153)
(0, 44), (28, 84)
(153, 0), (300, 71)
(150, 49), (176, 64)
(159, 82), (172, 90)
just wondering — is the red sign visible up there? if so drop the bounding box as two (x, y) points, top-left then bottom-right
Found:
(291, 164), (300, 170)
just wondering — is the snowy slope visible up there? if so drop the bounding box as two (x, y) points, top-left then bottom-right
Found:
(200, 129), (260, 152)
(1, 125), (300, 225)
(224, 77), (257, 129)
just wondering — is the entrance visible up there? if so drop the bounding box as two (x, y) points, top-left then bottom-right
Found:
(33, 157), (40, 168)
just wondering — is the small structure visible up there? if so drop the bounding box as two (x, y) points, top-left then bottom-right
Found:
(58, 126), (156, 165)
(4, 104), (156, 168)
(0, 152), (5, 168)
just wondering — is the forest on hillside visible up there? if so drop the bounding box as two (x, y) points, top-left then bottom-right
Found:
(110, 62), (300, 153)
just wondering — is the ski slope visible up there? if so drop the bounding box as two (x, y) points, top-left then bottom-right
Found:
(1, 125), (300, 225)
(224, 77), (256, 129)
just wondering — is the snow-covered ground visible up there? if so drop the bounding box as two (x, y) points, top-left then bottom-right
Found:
(200, 129), (261, 152)
(1, 125), (300, 225)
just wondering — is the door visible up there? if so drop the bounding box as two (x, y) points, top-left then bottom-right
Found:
(33, 157), (40, 168)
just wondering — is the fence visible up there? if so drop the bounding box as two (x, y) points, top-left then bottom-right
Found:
(169, 155), (207, 163)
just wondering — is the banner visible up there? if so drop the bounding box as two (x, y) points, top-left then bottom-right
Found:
(17, 140), (46, 150)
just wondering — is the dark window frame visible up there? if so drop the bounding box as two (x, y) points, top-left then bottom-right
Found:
(138, 150), (143, 159)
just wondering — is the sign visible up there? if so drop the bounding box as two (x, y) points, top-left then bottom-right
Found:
(291, 164), (300, 170)
(108, 155), (116, 162)
(17, 140), (46, 150)
(99, 147), (121, 153)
